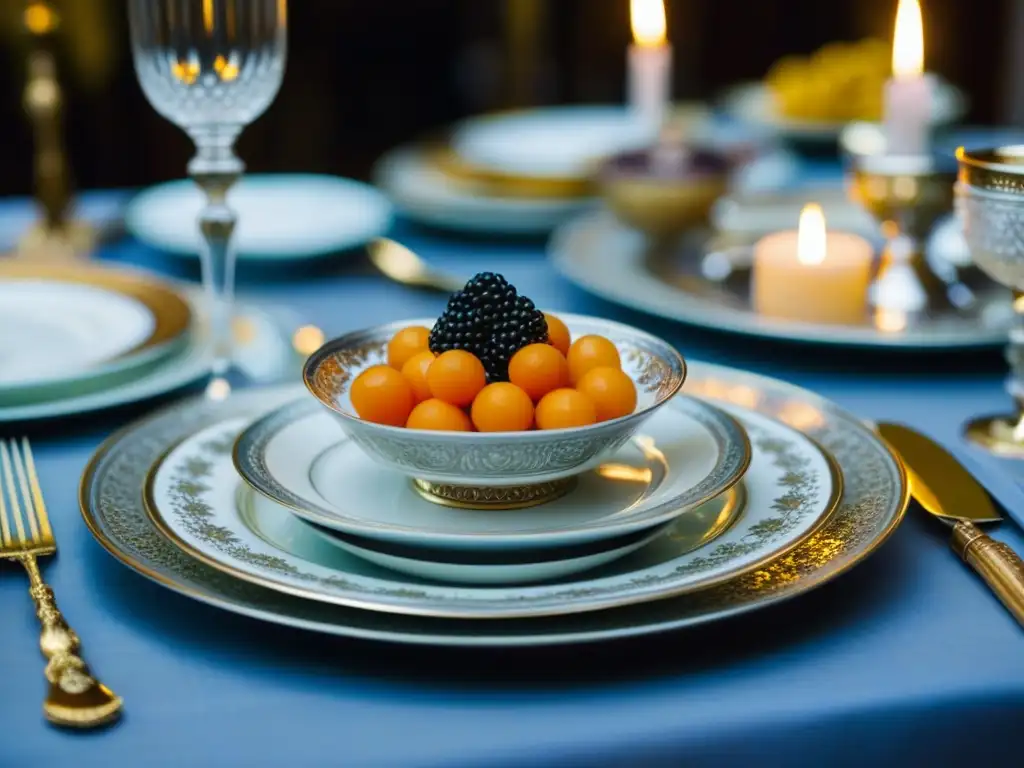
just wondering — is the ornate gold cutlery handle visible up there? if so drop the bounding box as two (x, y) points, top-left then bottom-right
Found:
(951, 521), (1024, 628)
(19, 555), (123, 728)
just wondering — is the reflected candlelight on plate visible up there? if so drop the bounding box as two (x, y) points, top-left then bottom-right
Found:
(628, 0), (672, 141)
(884, 0), (932, 155)
(752, 203), (874, 325)
(595, 463), (655, 484)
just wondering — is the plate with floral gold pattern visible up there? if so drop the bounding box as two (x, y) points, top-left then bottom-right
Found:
(137, 396), (837, 619)
(80, 366), (907, 646)
(232, 395), (748, 554)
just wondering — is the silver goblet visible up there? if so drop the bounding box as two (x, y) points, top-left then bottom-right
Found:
(128, 0), (287, 399)
(956, 146), (1024, 455)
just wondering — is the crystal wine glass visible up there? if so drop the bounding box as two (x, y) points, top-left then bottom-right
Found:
(128, 0), (287, 398)
(956, 145), (1024, 456)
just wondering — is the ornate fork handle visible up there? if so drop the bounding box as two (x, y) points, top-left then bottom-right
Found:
(18, 554), (123, 728)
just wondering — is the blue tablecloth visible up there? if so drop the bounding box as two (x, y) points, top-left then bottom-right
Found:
(1, 192), (1022, 767)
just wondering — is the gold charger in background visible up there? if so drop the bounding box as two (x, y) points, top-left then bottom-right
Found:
(0, 260), (193, 359)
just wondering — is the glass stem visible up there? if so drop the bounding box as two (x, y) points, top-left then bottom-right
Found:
(188, 134), (243, 385)
(1008, 291), (1024, 443)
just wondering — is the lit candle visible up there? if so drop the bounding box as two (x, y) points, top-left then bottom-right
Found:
(628, 0), (672, 142)
(884, 0), (932, 155)
(752, 204), (874, 325)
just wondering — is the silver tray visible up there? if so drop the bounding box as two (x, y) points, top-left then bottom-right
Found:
(550, 210), (1012, 350)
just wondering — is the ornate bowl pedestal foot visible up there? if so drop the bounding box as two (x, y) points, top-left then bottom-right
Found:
(957, 146), (1024, 457)
(848, 153), (964, 328)
(412, 477), (578, 510)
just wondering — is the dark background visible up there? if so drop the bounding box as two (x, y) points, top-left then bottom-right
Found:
(0, 0), (1011, 197)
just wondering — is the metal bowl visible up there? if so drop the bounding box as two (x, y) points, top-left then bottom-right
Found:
(302, 314), (687, 495)
(597, 147), (740, 240)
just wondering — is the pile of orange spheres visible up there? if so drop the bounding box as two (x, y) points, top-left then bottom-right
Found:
(349, 313), (638, 432)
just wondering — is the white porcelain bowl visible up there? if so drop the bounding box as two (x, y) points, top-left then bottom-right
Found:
(302, 313), (687, 487)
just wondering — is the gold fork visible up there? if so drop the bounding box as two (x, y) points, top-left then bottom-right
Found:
(0, 437), (122, 728)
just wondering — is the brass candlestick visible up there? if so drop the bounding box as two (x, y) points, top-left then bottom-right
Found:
(848, 152), (964, 323)
(16, 0), (93, 260)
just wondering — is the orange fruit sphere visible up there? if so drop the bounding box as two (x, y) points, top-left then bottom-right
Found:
(350, 365), (415, 426)
(544, 313), (571, 356)
(507, 343), (570, 401)
(575, 366), (637, 422)
(567, 335), (621, 384)
(386, 325), (430, 370)
(400, 350), (435, 403)
(535, 388), (597, 430)
(426, 349), (487, 407)
(406, 398), (473, 432)
(471, 383), (535, 432)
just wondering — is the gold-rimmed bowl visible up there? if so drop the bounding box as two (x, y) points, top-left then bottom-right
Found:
(302, 314), (687, 507)
(597, 146), (747, 240)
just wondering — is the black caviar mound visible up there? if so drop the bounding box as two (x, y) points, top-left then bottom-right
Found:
(429, 272), (548, 382)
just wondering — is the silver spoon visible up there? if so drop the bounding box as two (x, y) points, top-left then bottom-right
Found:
(367, 238), (464, 293)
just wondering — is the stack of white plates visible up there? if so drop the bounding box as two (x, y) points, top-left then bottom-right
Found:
(81, 318), (908, 647)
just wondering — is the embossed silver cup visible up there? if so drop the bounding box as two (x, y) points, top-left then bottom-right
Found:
(956, 146), (1024, 455)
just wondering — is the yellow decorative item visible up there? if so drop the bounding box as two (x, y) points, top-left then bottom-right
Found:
(766, 38), (890, 122)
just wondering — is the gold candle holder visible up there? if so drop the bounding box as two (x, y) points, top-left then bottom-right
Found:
(848, 152), (961, 323)
(16, 0), (94, 261)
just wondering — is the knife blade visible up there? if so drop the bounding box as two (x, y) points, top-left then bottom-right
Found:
(877, 422), (1024, 628)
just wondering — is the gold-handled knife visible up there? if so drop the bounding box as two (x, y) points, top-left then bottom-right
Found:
(877, 422), (1024, 627)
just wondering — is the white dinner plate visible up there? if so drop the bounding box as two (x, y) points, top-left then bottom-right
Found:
(0, 288), (289, 423)
(125, 174), (393, 260)
(450, 105), (656, 180)
(142, 400), (837, 619)
(0, 263), (194, 406)
(232, 395), (749, 553)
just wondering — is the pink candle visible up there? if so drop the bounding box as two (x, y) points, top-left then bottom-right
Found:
(884, 0), (932, 155)
(628, 0), (672, 142)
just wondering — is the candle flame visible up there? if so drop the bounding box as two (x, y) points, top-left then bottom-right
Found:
(631, 0), (666, 47)
(892, 0), (924, 78)
(797, 203), (827, 266)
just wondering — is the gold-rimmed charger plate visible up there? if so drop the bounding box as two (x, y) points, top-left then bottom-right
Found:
(136, 396), (838, 619)
(79, 362), (908, 645)
(0, 261), (192, 403)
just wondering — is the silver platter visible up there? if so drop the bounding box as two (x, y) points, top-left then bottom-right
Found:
(550, 210), (1011, 350)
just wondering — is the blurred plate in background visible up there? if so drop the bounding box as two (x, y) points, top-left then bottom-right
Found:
(449, 105), (656, 182)
(126, 174), (393, 261)
(373, 145), (594, 235)
(0, 262), (192, 406)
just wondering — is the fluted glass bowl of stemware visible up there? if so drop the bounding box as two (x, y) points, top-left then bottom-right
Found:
(956, 145), (1024, 455)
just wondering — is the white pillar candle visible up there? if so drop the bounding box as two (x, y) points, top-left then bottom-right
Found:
(884, 0), (932, 155)
(628, 0), (672, 143)
(752, 204), (874, 325)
